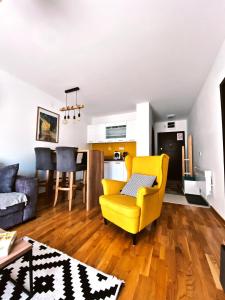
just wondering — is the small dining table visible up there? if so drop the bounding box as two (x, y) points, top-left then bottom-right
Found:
(50, 149), (104, 211)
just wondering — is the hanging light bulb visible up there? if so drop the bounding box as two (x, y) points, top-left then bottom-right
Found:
(63, 94), (68, 125)
(73, 110), (76, 122)
(63, 116), (67, 124)
(77, 108), (81, 121)
(73, 92), (76, 123)
(77, 90), (80, 121)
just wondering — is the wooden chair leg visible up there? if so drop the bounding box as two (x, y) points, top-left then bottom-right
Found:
(67, 173), (70, 201)
(45, 169), (50, 195)
(82, 170), (87, 204)
(53, 172), (60, 207)
(69, 172), (73, 211)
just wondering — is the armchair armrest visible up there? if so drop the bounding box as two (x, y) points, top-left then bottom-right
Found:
(136, 185), (161, 231)
(15, 176), (38, 221)
(136, 186), (160, 209)
(102, 179), (126, 195)
(137, 186), (160, 197)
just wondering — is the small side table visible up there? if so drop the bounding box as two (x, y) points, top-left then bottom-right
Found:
(0, 230), (33, 298)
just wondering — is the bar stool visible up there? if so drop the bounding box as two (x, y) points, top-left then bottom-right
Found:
(76, 152), (87, 204)
(54, 147), (78, 211)
(34, 147), (55, 195)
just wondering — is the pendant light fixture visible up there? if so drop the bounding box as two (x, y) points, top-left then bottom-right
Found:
(62, 94), (68, 124)
(60, 87), (84, 124)
(73, 90), (77, 122)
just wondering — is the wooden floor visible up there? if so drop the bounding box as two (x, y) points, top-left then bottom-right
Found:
(14, 192), (225, 300)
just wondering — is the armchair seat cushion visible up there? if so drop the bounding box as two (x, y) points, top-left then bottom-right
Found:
(99, 194), (140, 218)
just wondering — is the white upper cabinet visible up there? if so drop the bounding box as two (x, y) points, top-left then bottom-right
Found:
(87, 120), (136, 143)
(96, 124), (105, 143)
(87, 124), (105, 143)
(126, 120), (136, 141)
(105, 123), (126, 142)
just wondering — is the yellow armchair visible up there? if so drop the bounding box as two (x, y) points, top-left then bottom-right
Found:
(99, 154), (169, 244)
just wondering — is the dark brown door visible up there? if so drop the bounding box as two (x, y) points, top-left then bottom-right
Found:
(158, 131), (185, 181)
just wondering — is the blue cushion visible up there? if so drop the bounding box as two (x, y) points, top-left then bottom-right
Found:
(0, 164), (19, 193)
(121, 173), (156, 197)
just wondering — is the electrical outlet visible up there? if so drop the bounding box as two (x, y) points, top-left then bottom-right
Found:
(119, 147), (124, 150)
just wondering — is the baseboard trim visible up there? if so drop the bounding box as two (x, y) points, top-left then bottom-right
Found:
(210, 206), (225, 226)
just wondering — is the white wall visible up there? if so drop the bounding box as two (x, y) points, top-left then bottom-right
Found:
(154, 119), (187, 154)
(136, 102), (153, 156)
(0, 69), (89, 176)
(91, 111), (136, 125)
(188, 40), (225, 220)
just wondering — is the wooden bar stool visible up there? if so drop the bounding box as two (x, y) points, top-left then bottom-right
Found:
(53, 147), (78, 211)
(76, 152), (87, 204)
(34, 147), (56, 195)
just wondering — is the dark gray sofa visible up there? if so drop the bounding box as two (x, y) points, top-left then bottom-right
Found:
(0, 176), (38, 229)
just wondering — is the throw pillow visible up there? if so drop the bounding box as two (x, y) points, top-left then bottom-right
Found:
(0, 164), (19, 193)
(121, 173), (156, 197)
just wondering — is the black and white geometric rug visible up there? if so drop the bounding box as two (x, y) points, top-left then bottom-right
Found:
(0, 237), (124, 299)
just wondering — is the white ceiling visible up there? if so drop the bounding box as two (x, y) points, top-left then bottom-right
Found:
(0, 0), (225, 120)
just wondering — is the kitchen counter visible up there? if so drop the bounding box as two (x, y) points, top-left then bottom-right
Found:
(104, 158), (124, 162)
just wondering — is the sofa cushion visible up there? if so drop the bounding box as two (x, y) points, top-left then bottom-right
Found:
(0, 203), (24, 229)
(0, 202), (25, 217)
(120, 173), (156, 197)
(0, 164), (19, 193)
(0, 192), (28, 210)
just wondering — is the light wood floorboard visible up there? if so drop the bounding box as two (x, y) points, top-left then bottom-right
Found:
(13, 193), (225, 300)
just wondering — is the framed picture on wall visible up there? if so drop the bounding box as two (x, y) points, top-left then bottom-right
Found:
(36, 107), (60, 143)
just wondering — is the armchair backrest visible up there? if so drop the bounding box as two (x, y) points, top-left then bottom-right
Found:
(125, 154), (169, 191)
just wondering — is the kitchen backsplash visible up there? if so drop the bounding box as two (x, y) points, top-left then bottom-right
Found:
(91, 142), (136, 158)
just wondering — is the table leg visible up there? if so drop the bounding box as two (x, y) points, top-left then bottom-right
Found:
(28, 249), (33, 297)
(62, 172), (67, 201)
